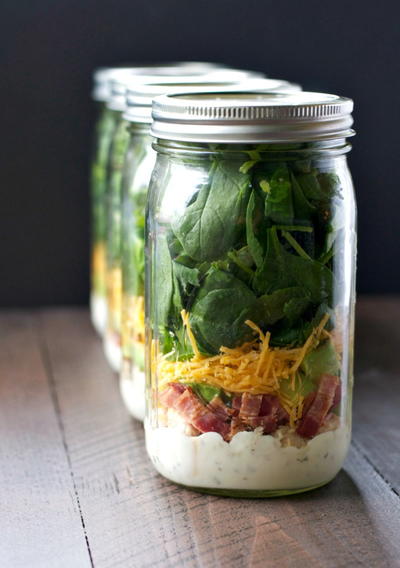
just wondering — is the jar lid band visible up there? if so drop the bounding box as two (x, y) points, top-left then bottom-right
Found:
(151, 91), (354, 143)
(91, 62), (231, 103)
(107, 69), (265, 112)
(123, 78), (299, 123)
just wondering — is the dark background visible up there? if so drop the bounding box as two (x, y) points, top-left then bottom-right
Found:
(1, 0), (399, 306)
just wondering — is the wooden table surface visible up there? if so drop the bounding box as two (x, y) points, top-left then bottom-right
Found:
(1, 298), (399, 568)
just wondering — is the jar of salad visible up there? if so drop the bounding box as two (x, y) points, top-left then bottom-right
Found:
(90, 67), (123, 336)
(119, 78), (299, 419)
(100, 66), (266, 372)
(145, 91), (356, 496)
(90, 63), (241, 339)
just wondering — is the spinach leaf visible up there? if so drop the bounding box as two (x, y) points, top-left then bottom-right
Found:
(296, 170), (326, 202)
(246, 190), (264, 267)
(290, 172), (315, 223)
(172, 260), (201, 295)
(253, 228), (294, 294)
(189, 268), (259, 354)
(172, 160), (251, 262)
(283, 296), (310, 325)
(317, 172), (341, 200)
(283, 250), (334, 305)
(263, 164), (294, 225)
(256, 287), (307, 326)
(154, 234), (173, 327)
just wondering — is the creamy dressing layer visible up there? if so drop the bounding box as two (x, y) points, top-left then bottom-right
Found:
(90, 293), (107, 336)
(120, 367), (145, 421)
(146, 424), (350, 491)
(103, 333), (121, 373)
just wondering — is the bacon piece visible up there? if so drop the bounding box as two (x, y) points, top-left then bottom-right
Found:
(277, 405), (290, 426)
(247, 395), (283, 434)
(208, 396), (235, 419)
(247, 415), (277, 434)
(227, 417), (249, 441)
(231, 395), (242, 416)
(159, 382), (186, 407)
(174, 388), (230, 440)
(296, 374), (340, 438)
(239, 393), (263, 420)
(302, 392), (316, 417)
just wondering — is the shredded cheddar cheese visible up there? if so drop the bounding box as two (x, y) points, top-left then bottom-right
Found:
(106, 267), (122, 329)
(157, 312), (330, 425)
(91, 242), (106, 293)
(122, 294), (145, 346)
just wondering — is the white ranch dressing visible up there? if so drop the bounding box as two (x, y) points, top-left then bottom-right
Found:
(90, 293), (107, 336)
(120, 367), (145, 421)
(103, 333), (121, 373)
(146, 424), (350, 491)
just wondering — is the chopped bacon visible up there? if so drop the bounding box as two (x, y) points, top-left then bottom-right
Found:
(159, 382), (186, 407)
(232, 395), (242, 411)
(259, 394), (280, 417)
(208, 395), (235, 419)
(277, 405), (290, 426)
(248, 394), (285, 433)
(173, 388), (230, 439)
(296, 374), (340, 438)
(239, 393), (263, 420)
(159, 382), (303, 442)
(302, 392), (316, 417)
(227, 417), (249, 440)
(247, 415), (277, 434)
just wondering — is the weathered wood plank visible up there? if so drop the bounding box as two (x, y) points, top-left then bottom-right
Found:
(353, 297), (400, 495)
(39, 306), (400, 568)
(0, 312), (91, 568)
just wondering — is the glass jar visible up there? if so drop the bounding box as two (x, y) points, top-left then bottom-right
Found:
(90, 66), (250, 340)
(145, 91), (356, 497)
(100, 67), (266, 371)
(119, 79), (300, 419)
(90, 68), (122, 336)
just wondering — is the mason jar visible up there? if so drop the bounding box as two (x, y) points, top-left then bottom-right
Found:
(90, 68), (123, 336)
(119, 78), (299, 420)
(145, 91), (356, 496)
(101, 67), (266, 372)
(90, 64), (248, 340)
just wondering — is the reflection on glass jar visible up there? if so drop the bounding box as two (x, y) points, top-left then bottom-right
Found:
(145, 91), (356, 497)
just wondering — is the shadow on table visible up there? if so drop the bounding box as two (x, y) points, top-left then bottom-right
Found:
(151, 467), (393, 567)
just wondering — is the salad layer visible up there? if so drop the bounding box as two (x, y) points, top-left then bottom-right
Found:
(150, 145), (351, 446)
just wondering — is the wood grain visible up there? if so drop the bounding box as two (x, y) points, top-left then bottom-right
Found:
(353, 297), (400, 495)
(0, 312), (91, 568)
(34, 304), (400, 568)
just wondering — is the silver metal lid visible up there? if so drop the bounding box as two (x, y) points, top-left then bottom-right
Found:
(151, 91), (355, 143)
(124, 78), (300, 123)
(107, 68), (264, 112)
(92, 62), (229, 102)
